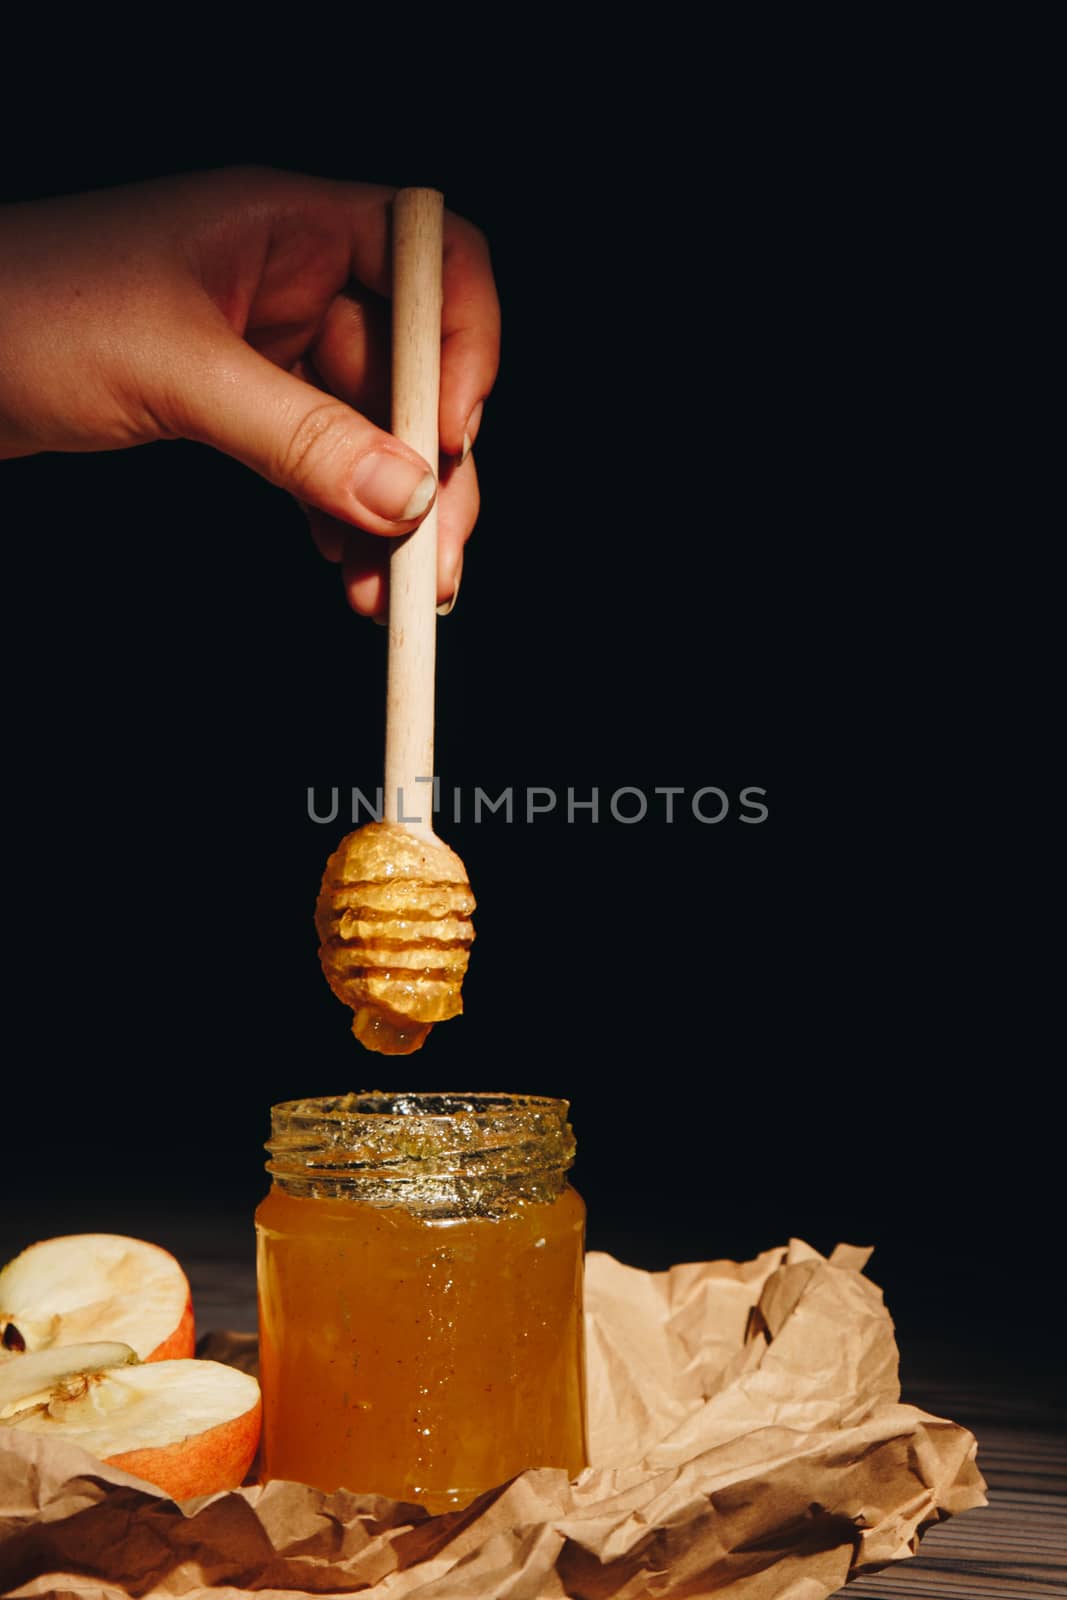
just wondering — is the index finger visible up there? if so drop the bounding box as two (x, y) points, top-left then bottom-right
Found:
(438, 213), (500, 457)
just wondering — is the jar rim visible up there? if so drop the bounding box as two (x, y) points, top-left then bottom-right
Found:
(265, 1091), (576, 1197)
(272, 1090), (567, 1124)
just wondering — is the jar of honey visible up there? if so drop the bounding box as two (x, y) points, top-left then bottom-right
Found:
(255, 1092), (588, 1512)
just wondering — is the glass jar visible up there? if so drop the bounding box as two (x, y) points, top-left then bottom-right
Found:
(255, 1092), (587, 1512)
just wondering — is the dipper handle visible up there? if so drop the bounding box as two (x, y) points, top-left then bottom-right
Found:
(384, 187), (443, 834)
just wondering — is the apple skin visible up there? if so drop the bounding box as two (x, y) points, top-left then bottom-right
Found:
(146, 1296), (195, 1363)
(105, 1393), (262, 1500)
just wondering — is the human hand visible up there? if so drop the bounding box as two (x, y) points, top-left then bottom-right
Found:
(0, 167), (500, 615)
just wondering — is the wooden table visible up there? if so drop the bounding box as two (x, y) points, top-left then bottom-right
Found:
(849, 1370), (1065, 1598)
(184, 1247), (1067, 1598)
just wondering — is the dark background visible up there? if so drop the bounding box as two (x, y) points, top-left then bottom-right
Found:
(0, 53), (1047, 1388)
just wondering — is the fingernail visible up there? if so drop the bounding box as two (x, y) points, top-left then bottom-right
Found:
(353, 452), (436, 522)
(436, 565), (462, 617)
(460, 400), (484, 464)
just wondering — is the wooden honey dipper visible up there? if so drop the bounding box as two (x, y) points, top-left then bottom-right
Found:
(315, 189), (475, 1054)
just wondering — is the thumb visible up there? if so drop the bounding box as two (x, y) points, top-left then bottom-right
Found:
(164, 325), (437, 533)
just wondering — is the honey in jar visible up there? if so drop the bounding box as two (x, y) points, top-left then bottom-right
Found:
(255, 1093), (587, 1512)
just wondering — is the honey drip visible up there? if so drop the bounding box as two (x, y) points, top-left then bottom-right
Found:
(351, 1006), (431, 1055)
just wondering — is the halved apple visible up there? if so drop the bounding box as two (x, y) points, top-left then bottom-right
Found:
(0, 1234), (194, 1361)
(1, 1343), (261, 1500)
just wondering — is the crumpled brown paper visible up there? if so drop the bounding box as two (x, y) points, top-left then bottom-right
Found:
(0, 1240), (985, 1598)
